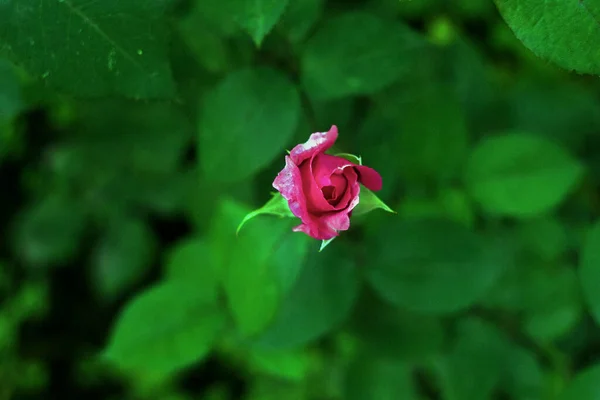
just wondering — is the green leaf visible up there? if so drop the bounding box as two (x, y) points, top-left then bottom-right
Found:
(319, 238), (335, 252)
(365, 219), (510, 314)
(522, 266), (581, 343)
(0, 0), (175, 98)
(464, 133), (584, 218)
(8, 281), (49, 321)
(188, 0), (239, 38)
(483, 257), (582, 343)
(343, 356), (417, 400)
(103, 281), (224, 378)
(394, 85), (469, 183)
(559, 363), (600, 400)
(163, 237), (219, 300)
(51, 100), (192, 216)
(351, 293), (445, 362)
(353, 186), (395, 217)
(237, 193), (295, 235)
(245, 377), (307, 400)
(254, 243), (359, 349)
(279, 0), (324, 43)
(249, 348), (312, 381)
(178, 15), (231, 73)
(334, 153), (362, 165)
(212, 199), (310, 337)
(91, 218), (156, 302)
(518, 217), (569, 262)
(198, 67), (301, 183)
(579, 220), (600, 325)
(13, 194), (87, 269)
(301, 12), (425, 100)
(509, 82), (600, 151)
(495, 0), (600, 74)
(437, 317), (543, 400)
(234, 0), (290, 46)
(0, 59), (24, 122)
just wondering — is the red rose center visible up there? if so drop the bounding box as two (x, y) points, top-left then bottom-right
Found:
(321, 173), (347, 206)
(322, 185), (335, 200)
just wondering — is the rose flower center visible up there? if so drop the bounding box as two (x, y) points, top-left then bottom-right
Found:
(321, 173), (347, 206)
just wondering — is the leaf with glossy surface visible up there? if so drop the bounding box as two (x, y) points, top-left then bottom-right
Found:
(212, 199), (310, 337)
(164, 237), (219, 300)
(353, 186), (395, 217)
(495, 0), (600, 74)
(103, 281), (225, 378)
(254, 243), (359, 349)
(465, 133), (584, 218)
(237, 193), (295, 235)
(0, 0), (175, 98)
(248, 348), (312, 382)
(199, 68), (300, 183)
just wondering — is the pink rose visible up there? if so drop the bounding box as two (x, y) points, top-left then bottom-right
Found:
(273, 125), (383, 240)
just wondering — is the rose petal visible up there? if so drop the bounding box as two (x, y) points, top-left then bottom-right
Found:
(312, 154), (382, 192)
(312, 153), (352, 187)
(272, 156), (310, 221)
(355, 165), (383, 191)
(273, 156), (339, 240)
(299, 158), (334, 213)
(331, 167), (358, 210)
(289, 125), (338, 166)
(292, 183), (361, 240)
(292, 212), (348, 240)
(329, 173), (347, 202)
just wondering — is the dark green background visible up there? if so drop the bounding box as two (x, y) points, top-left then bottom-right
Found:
(2, 0), (600, 399)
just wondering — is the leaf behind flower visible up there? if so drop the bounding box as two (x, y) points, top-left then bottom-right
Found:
(353, 186), (395, 217)
(237, 193), (295, 235)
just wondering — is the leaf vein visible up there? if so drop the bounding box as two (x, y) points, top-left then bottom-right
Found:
(60, 0), (145, 73)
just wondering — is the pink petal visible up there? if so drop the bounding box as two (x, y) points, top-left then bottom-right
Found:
(292, 223), (327, 240)
(299, 158), (333, 213)
(314, 153), (383, 192)
(298, 154), (359, 214)
(289, 125), (338, 166)
(330, 167), (358, 210)
(292, 211), (348, 240)
(328, 173), (347, 202)
(355, 165), (383, 191)
(312, 153), (352, 187)
(272, 156), (310, 221)
(292, 182), (361, 241)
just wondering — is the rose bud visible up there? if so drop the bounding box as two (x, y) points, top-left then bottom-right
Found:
(273, 125), (383, 241)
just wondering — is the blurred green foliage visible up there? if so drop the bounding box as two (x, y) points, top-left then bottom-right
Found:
(1, 0), (600, 399)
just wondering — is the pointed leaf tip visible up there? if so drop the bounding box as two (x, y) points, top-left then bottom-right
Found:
(353, 186), (395, 217)
(236, 193), (296, 235)
(319, 237), (336, 252)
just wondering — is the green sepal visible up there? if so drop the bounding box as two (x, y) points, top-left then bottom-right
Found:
(334, 153), (362, 165)
(237, 193), (295, 235)
(353, 186), (396, 217)
(319, 237), (335, 252)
